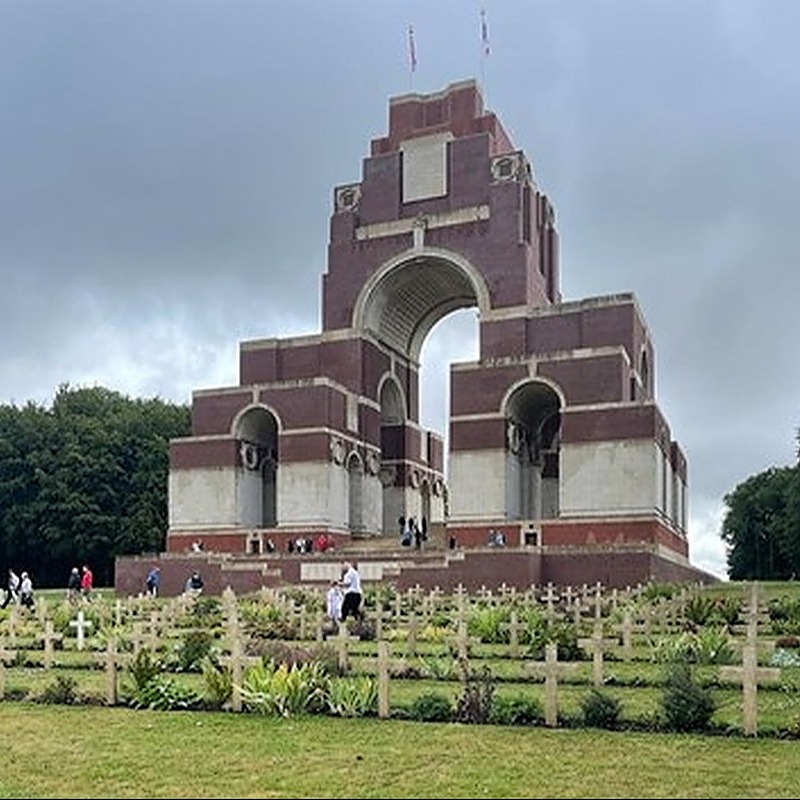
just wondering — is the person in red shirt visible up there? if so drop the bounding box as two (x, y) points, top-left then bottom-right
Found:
(80, 564), (94, 601)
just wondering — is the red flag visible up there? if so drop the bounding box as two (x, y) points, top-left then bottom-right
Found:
(408, 24), (417, 72)
(481, 8), (490, 57)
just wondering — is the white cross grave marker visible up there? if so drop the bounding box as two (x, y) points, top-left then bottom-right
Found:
(69, 609), (93, 651)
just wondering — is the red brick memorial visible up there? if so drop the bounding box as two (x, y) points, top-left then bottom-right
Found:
(116, 79), (716, 595)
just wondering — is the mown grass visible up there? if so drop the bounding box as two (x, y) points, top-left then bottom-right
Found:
(3, 580), (800, 797)
(2, 702), (800, 799)
(2, 665), (795, 731)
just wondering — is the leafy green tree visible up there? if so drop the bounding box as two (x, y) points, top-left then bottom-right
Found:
(721, 465), (798, 580)
(0, 384), (189, 587)
(784, 429), (800, 571)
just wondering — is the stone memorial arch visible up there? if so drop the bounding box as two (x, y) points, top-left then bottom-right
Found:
(167, 79), (691, 575)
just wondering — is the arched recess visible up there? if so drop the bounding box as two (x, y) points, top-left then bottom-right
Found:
(234, 405), (280, 529)
(502, 379), (563, 522)
(378, 374), (406, 423)
(640, 348), (650, 398)
(378, 375), (406, 534)
(346, 451), (365, 533)
(351, 246), (491, 362)
(420, 479), (432, 537)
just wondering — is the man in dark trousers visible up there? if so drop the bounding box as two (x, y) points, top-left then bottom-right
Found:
(1, 568), (19, 608)
(339, 560), (363, 622)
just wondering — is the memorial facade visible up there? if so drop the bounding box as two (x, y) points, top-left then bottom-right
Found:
(163, 79), (697, 586)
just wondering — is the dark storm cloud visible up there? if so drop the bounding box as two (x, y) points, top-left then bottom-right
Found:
(1, 1), (798, 577)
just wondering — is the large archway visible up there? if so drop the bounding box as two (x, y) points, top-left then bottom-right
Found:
(419, 308), (479, 474)
(358, 249), (488, 533)
(353, 247), (490, 364)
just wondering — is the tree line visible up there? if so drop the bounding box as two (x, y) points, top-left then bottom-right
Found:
(0, 384), (190, 588)
(721, 429), (800, 580)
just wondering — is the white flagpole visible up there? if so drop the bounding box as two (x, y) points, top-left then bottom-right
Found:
(408, 24), (417, 90)
(480, 8), (490, 96)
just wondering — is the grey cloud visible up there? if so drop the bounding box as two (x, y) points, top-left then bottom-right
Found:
(2, 1), (798, 579)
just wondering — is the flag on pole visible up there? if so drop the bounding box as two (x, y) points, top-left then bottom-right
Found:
(408, 24), (417, 72)
(480, 8), (490, 57)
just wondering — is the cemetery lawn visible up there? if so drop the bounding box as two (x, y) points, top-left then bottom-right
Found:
(1, 703), (799, 799)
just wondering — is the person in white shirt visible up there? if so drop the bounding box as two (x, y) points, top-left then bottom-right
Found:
(326, 580), (343, 623)
(339, 560), (363, 622)
(2, 568), (19, 608)
(19, 571), (34, 609)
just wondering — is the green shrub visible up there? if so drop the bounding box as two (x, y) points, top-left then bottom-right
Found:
(427, 611), (455, 630)
(580, 688), (622, 729)
(641, 582), (678, 602)
(408, 691), (453, 722)
(712, 596), (742, 628)
(768, 595), (800, 636)
(692, 627), (736, 664)
(172, 629), (215, 672)
(240, 660), (329, 717)
(416, 648), (458, 680)
(660, 663), (716, 732)
(305, 644), (341, 676)
(415, 623), (451, 645)
(650, 628), (734, 665)
(248, 641), (341, 675)
(684, 594), (717, 628)
(527, 621), (581, 661)
(38, 675), (80, 705)
(517, 606), (545, 645)
(200, 656), (233, 709)
(490, 694), (541, 726)
(468, 606), (509, 644)
(454, 663), (495, 725)
(326, 675), (378, 717)
(129, 649), (164, 692)
(240, 602), (297, 640)
(189, 596), (222, 624)
(349, 617), (376, 641)
(132, 675), (202, 711)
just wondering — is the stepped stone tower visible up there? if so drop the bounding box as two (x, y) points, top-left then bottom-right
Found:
(164, 79), (697, 586)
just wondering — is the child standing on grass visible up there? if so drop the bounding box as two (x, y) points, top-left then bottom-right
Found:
(326, 580), (343, 623)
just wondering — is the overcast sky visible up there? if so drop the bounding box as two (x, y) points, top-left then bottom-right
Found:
(2, 1), (798, 580)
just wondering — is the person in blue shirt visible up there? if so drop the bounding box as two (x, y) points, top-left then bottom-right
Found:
(145, 565), (161, 598)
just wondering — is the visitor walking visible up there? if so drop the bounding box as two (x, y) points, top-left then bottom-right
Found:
(81, 564), (94, 601)
(19, 571), (34, 610)
(1, 568), (19, 609)
(66, 567), (81, 604)
(339, 560), (363, 622)
(145, 564), (161, 598)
